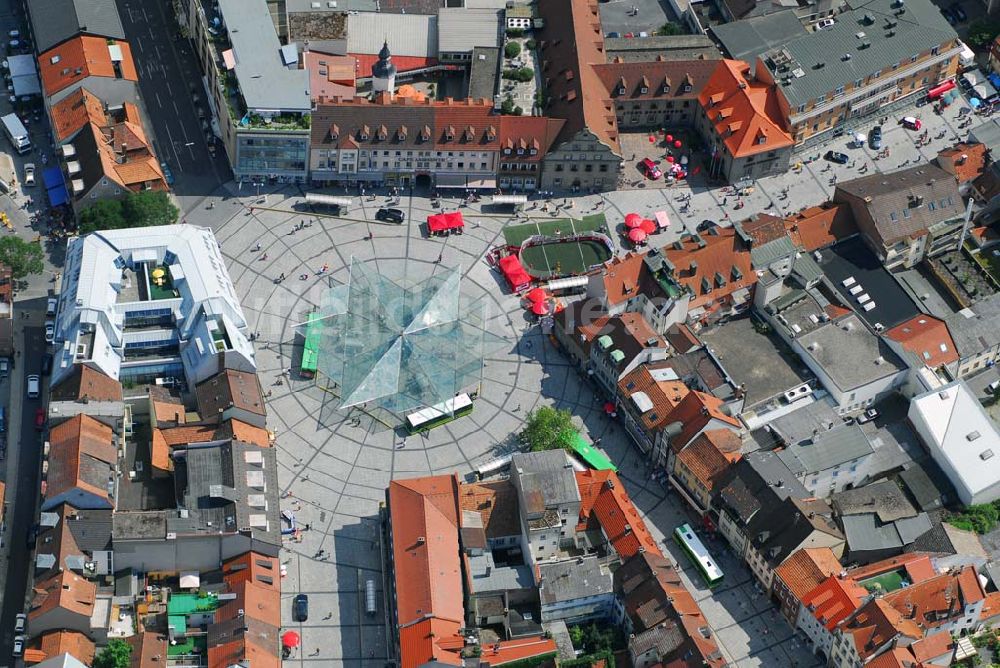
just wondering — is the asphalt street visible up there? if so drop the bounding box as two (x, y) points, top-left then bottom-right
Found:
(0, 318), (45, 661)
(116, 0), (231, 207)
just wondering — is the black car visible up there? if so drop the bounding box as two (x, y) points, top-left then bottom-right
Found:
(293, 594), (309, 622)
(825, 150), (850, 164)
(41, 353), (52, 376)
(696, 220), (717, 233)
(951, 3), (967, 21)
(375, 207), (405, 224)
(869, 126), (882, 150)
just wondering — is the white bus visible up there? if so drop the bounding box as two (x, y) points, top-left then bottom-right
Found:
(674, 523), (724, 588)
(405, 393), (474, 434)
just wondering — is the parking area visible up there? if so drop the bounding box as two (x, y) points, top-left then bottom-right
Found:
(599, 0), (679, 37)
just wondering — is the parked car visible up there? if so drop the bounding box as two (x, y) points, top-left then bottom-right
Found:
(640, 157), (662, 179)
(825, 150), (849, 164)
(940, 7), (957, 23)
(23, 162), (34, 186)
(605, 31), (620, 38)
(900, 116), (922, 130)
(14, 613), (26, 634)
(46, 297), (57, 316)
(41, 352), (52, 376)
(160, 161), (175, 185)
(375, 207), (405, 224)
(0, 357), (8, 378)
(44, 320), (54, 343)
(816, 17), (835, 29)
(870, 125), (882, 150)
(34, 407), (44, 430)
(951, 3), (967, 21)
(856, 407), (879, 424)
(12, 635), (24, 656)
(27, 374), (39, 399)
(293, 594), (309, 622)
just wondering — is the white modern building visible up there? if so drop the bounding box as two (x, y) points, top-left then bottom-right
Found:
(52, 225), (255, 389)
(908, 380), (1000, 506)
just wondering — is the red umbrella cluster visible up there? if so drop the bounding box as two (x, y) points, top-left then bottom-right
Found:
(526, 287), (548, 303)
(283, 631), (301, 649)
(628, 228), (647, 243)
(525, 287), (551, 316)
(531, 300), (550, 315)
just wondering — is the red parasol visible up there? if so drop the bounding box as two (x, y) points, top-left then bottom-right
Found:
(628, 228), (647, 243)
(674, 140), (682, 148)
(666, 134), (674, 142)
(283, 631), (301, 649)
(531, 300), (550, 315)
(604, 402), (616, 414)
(639, 218), (656, 234)
(526, 287), (548, 303)
(666, 155), (675, 163)
(625, 212), (643, 228)
(648, 135), (656, 143)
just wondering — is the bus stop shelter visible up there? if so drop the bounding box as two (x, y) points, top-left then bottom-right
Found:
(491, 194), (528, 211)
(305, 192), (352, 212)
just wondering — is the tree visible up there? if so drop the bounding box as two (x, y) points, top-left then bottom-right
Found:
(78, 198), (126, 232)
(525, 39), (537, 50)
(966, 19), (1000, 47)
(122, 190), (179, 228)
(656, 21), (683, 36)
(79, 190), (179, 234)
(520, 406), (579, 452)
(0, 236), (43, 279)
(93, 639), (133, 668)
(504, 41), (522, 58)
(501, 95), (515, 114)
(514, 106), (523, 116)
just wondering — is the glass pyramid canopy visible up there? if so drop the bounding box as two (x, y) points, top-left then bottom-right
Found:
(308, 259), (507, 414)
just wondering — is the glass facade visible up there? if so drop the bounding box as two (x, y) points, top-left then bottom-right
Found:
(236, 134), (308, 177)
(307, 259), (507, 414)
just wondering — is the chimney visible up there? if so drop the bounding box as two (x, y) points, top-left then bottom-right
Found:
(120, 142), (127, 163)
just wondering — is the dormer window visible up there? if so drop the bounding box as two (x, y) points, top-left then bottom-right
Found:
(640, 86), (648, 94)
(529, 148), (537, 155)
(329, 123), (340, 140)
(618, 86), (626, 95)
(504, 147), (512, 155)
(662, 84), (670, 94)
(486, 125), (496, 141)
(517, 148), (524, 155)
(377, 124), (388, 140)
(683, 84), (692, 92)
(359, 125), (370, 140)
(445, 126), (455, 141)
(420, 125), (431, 141)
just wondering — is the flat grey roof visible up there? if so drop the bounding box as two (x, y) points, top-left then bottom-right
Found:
(539, 558), (612, 604)
(346, 12), (438, 57)
(944, 293), (1000, 359)
(715, 0), (957, 107)
(27, 0), (125, 53)
(218, 0), (311, 112)
(798, 313), (907, 392)
(438, 8), (502, 53)
(468, 46), (500, 101)
(971, 118), (1000, 152)
(778, 423), (875, 474)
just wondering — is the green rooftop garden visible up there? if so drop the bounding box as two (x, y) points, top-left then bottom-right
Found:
(858, 570), (907, 594)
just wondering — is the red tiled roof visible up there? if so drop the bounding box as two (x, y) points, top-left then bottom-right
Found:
(698, 60), (793, 159)
(34, 630), (96, 666)
(773, 547), (843, 604)
(30, 572), (96, 622)
(937, 142), (988, 184)
(47, 414), (116, 505)
(351, 53), (437, 76)
(882, 567), (984, 632)
(845, 553), (937, 584)
(981, 591), (1000, 621)
(783, 203), (857, 252)
(602, 252), (647, 306)
(884, 315), (959, 368)
(498, 115), (566, 162)
(304, 51), (356, 103)
(909, 632), (953, 663)
(389, 475), (466, 668)
(478, 636), (558, 665)
(675, 429), (741, 493)
(49, 87), (106, 142)
(39, 36), (138, 96)
(581, 470), (662, 559)
(666, 391), (741, 451)
(802, 575), (868, 631)
(840, 598), (922, 660)
(618, 364), (690, 432)
(662, 227), (756, 311)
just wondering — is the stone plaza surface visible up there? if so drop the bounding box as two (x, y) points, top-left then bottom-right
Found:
(188, 88), (980, 668)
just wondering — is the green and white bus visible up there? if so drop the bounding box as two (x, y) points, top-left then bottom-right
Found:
(674, 523), (724, 588)
(405, 394), (474, 434)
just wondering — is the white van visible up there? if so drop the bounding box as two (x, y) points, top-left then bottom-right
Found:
(26, 374), (39, 399)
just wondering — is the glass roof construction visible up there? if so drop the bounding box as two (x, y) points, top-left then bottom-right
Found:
(308, 258), (507, 416)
